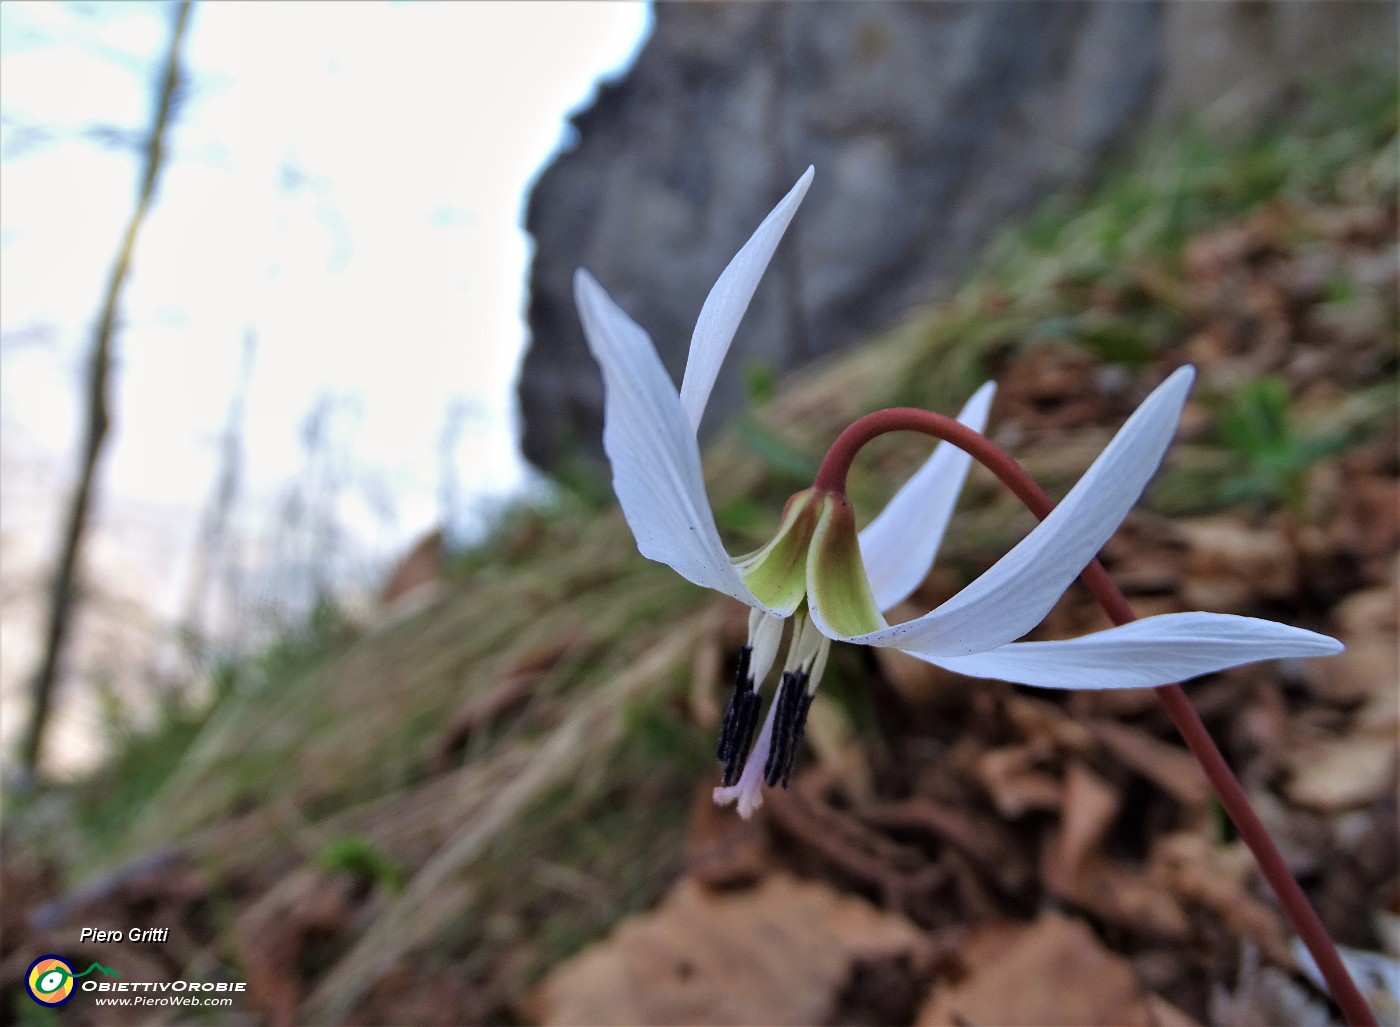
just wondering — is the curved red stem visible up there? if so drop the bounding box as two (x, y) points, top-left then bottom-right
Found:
(817, 407), (1376, 1027)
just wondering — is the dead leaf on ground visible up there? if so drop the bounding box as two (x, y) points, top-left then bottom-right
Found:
(1176, 516), (1296, 613)
(1303, 582), (1398, 709)
(1087, 718), (1211, 808)
(858, 797), (1034, 896)
(916, 910), (1201, 1027)
(1056, 762), (1120, 878)
(995, 345), (1125, 443)
(1005, 695), (1093, 752)
(1043, 764), (1193, 942)
(1284, 730), (1398, 812)
(683, 782), (774, 888)
(523, 874), (928, 1026)
(1151, 833), (1292, 966)
(976, 744), (1063, 816)
(766, 773), (952, 920)
(237, 870), (363, 1027)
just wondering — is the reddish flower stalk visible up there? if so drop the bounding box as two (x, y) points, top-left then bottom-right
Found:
(815, 406), (1376, 1027)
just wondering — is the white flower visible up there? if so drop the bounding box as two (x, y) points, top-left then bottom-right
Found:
(575, 168), (1342, 818)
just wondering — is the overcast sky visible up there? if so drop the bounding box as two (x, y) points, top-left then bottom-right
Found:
(2, 0), (648, 557)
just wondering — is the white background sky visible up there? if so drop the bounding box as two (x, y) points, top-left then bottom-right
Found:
(0, 0), (650, 770)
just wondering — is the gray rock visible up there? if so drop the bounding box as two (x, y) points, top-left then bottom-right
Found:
(519, 0), (1395, 474)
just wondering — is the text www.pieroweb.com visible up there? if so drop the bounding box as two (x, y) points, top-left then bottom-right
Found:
(86, 980), (243, 1007)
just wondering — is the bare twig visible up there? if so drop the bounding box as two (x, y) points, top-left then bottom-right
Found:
(17, 0), (195, 777)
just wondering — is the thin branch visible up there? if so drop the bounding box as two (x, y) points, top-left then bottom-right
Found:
(17, 0), (195, 777)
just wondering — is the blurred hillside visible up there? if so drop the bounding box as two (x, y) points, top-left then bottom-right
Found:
(3, 69), (1396, 1026)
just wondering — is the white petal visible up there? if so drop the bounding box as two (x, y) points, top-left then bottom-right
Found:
(816, 367), (1196, 654)
(575, 270), (782, 611)
(917, 612), (1344, 689)
(678, 167), (815, 431)
(859, 381), (997, 611)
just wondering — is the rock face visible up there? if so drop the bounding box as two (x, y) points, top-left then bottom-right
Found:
(519, 0), (1394, 474)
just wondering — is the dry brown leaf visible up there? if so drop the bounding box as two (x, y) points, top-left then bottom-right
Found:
(1332, 476), (1400, 578)
(996, 345), (1123, 440)
(858, 797), (1033, 896)
(1042, 766), (1193, 942)
(1147, 993), (1209, 1027)
(1303, 582), (1398, 709)
(237, 870), (360, 1027)
(524, 874), (927, 1026)
(1057, 762), (1120, 877)
(1087, 719), (1211, 808)
(1101, 512), (1189, 595)
(976, 744), (1063, 817)
(356, 962), (496, 1027)
(766, 773), (950, 917)
(1006, 695), (1094, 752)
(916, 910), (1199, 1027)
(1176, 517), (1296, 614)
(1151, 833), (1292, 966)
(1069, 684), (1164, 720)
(683, 782), (774, 888)
(1284, 730), (1397, 812)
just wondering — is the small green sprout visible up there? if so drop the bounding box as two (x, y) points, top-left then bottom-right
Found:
(319, 836), (406, 893)
(1218, 375), (1352, 514)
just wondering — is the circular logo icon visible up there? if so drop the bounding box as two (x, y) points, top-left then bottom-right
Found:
(26, 955), (76, 1006)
